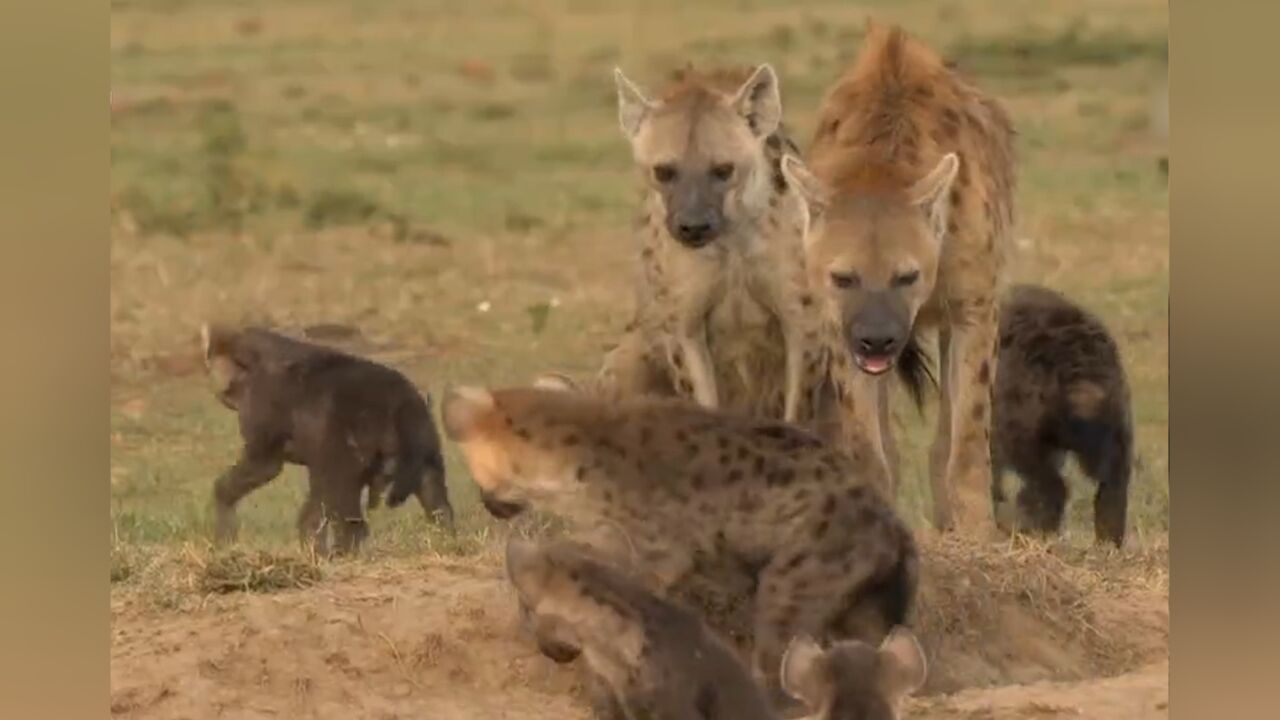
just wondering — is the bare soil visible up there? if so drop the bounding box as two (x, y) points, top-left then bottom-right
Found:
(110, 536), (1168, 720)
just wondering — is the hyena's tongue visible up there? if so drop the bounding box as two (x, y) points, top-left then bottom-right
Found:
(860, 356), (892, 374)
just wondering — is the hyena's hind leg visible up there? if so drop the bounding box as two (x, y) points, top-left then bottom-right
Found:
(1072, 408), (1133, 547)
(1009, 448), (1069, 536)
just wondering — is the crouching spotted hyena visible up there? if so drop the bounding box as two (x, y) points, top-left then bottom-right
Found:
(505, 536), (778, 720)
(202, 324), (454, 555)
(990, 284), (1134, 547)
(442, 384), (918, 709)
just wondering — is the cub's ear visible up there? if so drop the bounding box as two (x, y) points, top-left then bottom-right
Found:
(780, 635), (831, 710)
(614, 67), (656, 139)
(731, 63), (782, 138)
(441, 385), (496, 441)
(877, 626), (928, 703)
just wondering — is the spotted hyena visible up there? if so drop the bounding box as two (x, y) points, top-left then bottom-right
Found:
(505, 536), (778, 720)
(782, 22), (1017, 531)
(780, 629), (927, 720)
(442, 384), (918, 708)
(202, 324), (454, 554)
(595, 64), (827, 427)
(990, 284), (1134, 547)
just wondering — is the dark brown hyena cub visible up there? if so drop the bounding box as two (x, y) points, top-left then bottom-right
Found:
(505, 536), (778, 720)
(990, 285), (1134, 546)
(202, 324), (454, 555)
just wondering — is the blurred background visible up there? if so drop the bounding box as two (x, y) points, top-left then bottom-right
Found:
(110, 0), (1168, 563)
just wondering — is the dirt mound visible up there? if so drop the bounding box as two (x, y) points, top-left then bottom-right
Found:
(913, 532), (1168, 693)
(110, 535), (1168, 719)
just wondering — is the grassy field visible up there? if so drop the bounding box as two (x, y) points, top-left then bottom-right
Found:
(109, 0), (1169, 577)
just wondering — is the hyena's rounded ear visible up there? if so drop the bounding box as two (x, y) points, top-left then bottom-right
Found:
(614, 67), (656, 139)
(908, 153), (960, 238)
(441, 385), (496, 441)
(780, 155), (830, 225)
(876, 626), (928, 703)
(732, 63), (782, 138)
(780, 635), (831, 710)
(532, 371), (581, 393)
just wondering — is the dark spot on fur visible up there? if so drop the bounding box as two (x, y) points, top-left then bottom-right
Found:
(971, 402), (985, 421)
(719, 453), (730, 466)
(515, 428), (532, 441)
(784, 553), (808, 571)
(801, 293), (814, 307)
(813, 520), (830, 538)
(978, 360), (991, 384)
(563, 434), (580, 446)
(727, 469), (743, 484)
(753, 456), (766, 474)
(575, 465), (588, 482)
(690, 473), (705, 490)
(822, 494), (837, 516)
(767, 468), (795, 487)
(639, 427), (652, 446)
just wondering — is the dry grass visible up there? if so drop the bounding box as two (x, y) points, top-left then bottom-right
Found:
(915, 532), (1169, 683)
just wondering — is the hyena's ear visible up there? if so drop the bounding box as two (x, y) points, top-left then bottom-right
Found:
(731, 63), (782, 138)
(504, 536), (552, 602)
(780, 635), (831, 710)
(614, 67), (656, 139)
(780, 155), (830, 232)
(876, 626), (928, 703)
(908, 153), (960, 239)
(532, 371), (581, 393)
(441, 385), (496, 441)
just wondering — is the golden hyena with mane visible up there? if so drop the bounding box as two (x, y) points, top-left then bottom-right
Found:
(782, 23), (1016, 531)
(595, 64), (827, 426)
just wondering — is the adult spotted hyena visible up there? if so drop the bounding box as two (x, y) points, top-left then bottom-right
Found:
(441, 384), (918, 708)
(783, 22), (1017, 531)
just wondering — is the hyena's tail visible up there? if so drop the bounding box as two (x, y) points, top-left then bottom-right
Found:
(386, 401), (430, 508)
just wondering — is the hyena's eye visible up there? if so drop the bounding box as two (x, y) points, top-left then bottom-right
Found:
(892, 270), (920, 288)
(709, 163), (735, 181)
(830, 271), (860, 290)
(653, 164), (678, 184)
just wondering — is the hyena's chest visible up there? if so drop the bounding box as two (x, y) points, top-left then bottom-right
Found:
(703, 255), (790, 413)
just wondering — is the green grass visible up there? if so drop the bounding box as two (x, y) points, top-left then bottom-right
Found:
(110, 0), (1169, 583)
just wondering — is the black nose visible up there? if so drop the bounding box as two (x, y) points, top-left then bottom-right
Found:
(676, 221), (715, 246)
(857, 335), (897, 356)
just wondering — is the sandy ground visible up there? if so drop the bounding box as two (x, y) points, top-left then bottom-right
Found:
(110, 544), (1168, 720)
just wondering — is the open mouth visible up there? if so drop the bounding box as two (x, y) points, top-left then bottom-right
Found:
(481, 493), (527, 519)
(853, 353), (897, 376)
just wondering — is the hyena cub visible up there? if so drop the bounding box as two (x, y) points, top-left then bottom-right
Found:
(990, 285), (1134, 547)
(505, 536), (777, 720)
(442, 385), (918, 706)
(780, 629), (927, 720)
(202, 324), (454, 554)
